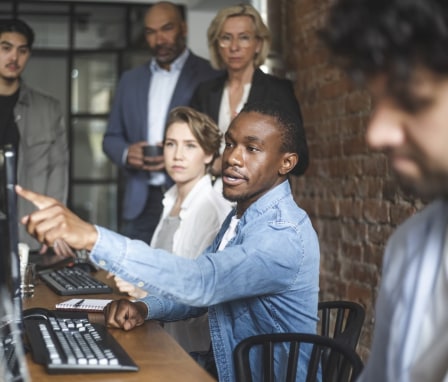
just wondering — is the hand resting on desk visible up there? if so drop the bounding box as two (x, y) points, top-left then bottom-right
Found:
(104, 299), (148, 331)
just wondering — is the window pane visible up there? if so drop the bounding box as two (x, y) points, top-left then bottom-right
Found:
(71, 184), (117, 230)
(72, 54), (117, 114)
(129, 5), (148, 49)
(18, 3), (68, 12)
(123, 51), (150, 71)
(72, 118), (116, 180)
(74, 5), (125, 49)
(19, 4), (70, 49)
(0, 3), (13, 15)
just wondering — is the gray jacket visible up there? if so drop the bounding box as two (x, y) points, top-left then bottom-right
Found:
(15, 82), (69, 250)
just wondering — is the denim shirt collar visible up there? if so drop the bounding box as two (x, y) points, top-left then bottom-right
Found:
(214, 180), (292, 250)
(239, 180), (292, 225)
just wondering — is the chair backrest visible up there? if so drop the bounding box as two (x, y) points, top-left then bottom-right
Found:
(318, 300), (365, 350)
(234, 332), (363, 382)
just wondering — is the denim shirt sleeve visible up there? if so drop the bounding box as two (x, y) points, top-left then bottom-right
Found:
(89, 205), (317, 309)
(138, 294), (207, 321)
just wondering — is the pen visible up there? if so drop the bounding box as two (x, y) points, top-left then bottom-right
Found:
(74, 299), (85, 307)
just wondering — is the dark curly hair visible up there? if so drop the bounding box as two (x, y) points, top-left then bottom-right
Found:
(240, 100), (309, 176)
(319, 0), (448, 110)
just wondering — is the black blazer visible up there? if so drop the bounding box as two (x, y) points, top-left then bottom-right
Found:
(190, 68), (308, 176)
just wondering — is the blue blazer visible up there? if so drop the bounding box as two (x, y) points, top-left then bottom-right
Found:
(103, 51), (221, 220)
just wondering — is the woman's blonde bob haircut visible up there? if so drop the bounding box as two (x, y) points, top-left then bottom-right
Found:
(207, 4), (271, 70)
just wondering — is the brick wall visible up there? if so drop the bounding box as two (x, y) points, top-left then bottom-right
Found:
(267, 0), (423, 359)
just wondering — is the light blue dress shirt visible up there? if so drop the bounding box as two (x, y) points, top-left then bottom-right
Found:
(147, 49), (189, 186)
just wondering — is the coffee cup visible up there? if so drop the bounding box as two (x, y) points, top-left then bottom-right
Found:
(143, 145), (163, 157)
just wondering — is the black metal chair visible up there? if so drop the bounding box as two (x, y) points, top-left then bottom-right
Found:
(318, 300), (365, 350)
(233, 332), (363, 382)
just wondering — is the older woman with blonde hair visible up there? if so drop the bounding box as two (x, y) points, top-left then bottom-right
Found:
(191, 4), (307, 181)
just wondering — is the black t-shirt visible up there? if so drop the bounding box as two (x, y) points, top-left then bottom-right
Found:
(0, 89), (20, 149)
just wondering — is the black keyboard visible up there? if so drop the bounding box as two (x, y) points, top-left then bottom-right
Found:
(38, 268), (113, 296)
(24, 312), (138, 374)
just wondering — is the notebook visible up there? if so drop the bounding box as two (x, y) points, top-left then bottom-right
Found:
(55, 298), (113, 313)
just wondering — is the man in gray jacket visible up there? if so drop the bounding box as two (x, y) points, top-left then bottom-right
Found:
(0, 19), (68, 252)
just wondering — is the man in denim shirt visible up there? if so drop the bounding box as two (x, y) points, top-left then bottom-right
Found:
(18, 101), (320, 381)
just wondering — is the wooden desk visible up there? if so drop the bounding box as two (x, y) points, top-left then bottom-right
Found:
(22, 269), (215, 382)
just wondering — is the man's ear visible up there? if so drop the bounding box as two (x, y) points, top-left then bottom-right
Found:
(279, 152), (299, 175)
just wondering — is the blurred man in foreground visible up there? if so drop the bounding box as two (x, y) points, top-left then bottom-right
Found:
(321, 0), (448, 380)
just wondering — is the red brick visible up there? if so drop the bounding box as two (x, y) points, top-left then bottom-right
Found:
(390, 202), (419, 226)
(273, 0), (423, 355)
(362, 199), (390, 224)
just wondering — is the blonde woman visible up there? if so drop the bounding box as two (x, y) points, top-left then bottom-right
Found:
(191, 4), (307, 181)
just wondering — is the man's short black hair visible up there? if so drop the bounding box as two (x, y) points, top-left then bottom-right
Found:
(319, 0), (448, 110)
(0, 19), (35, 48)
(240, 100), (309, 176)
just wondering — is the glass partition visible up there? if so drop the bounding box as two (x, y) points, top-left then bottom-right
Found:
(18, 4), (70, 49)
(74, 5), (126, 49)
(122, 51), (150, 71)
(71, 54), (117, 114)
(72, 118), (116, 180)
(129, 5), (149, 49)
(2, 1), (157, 231)
(0, 4), (13, 14)
(72, 184), (117, 230)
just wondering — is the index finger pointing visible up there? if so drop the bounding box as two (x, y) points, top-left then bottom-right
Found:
(15, 185), (58, 210)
